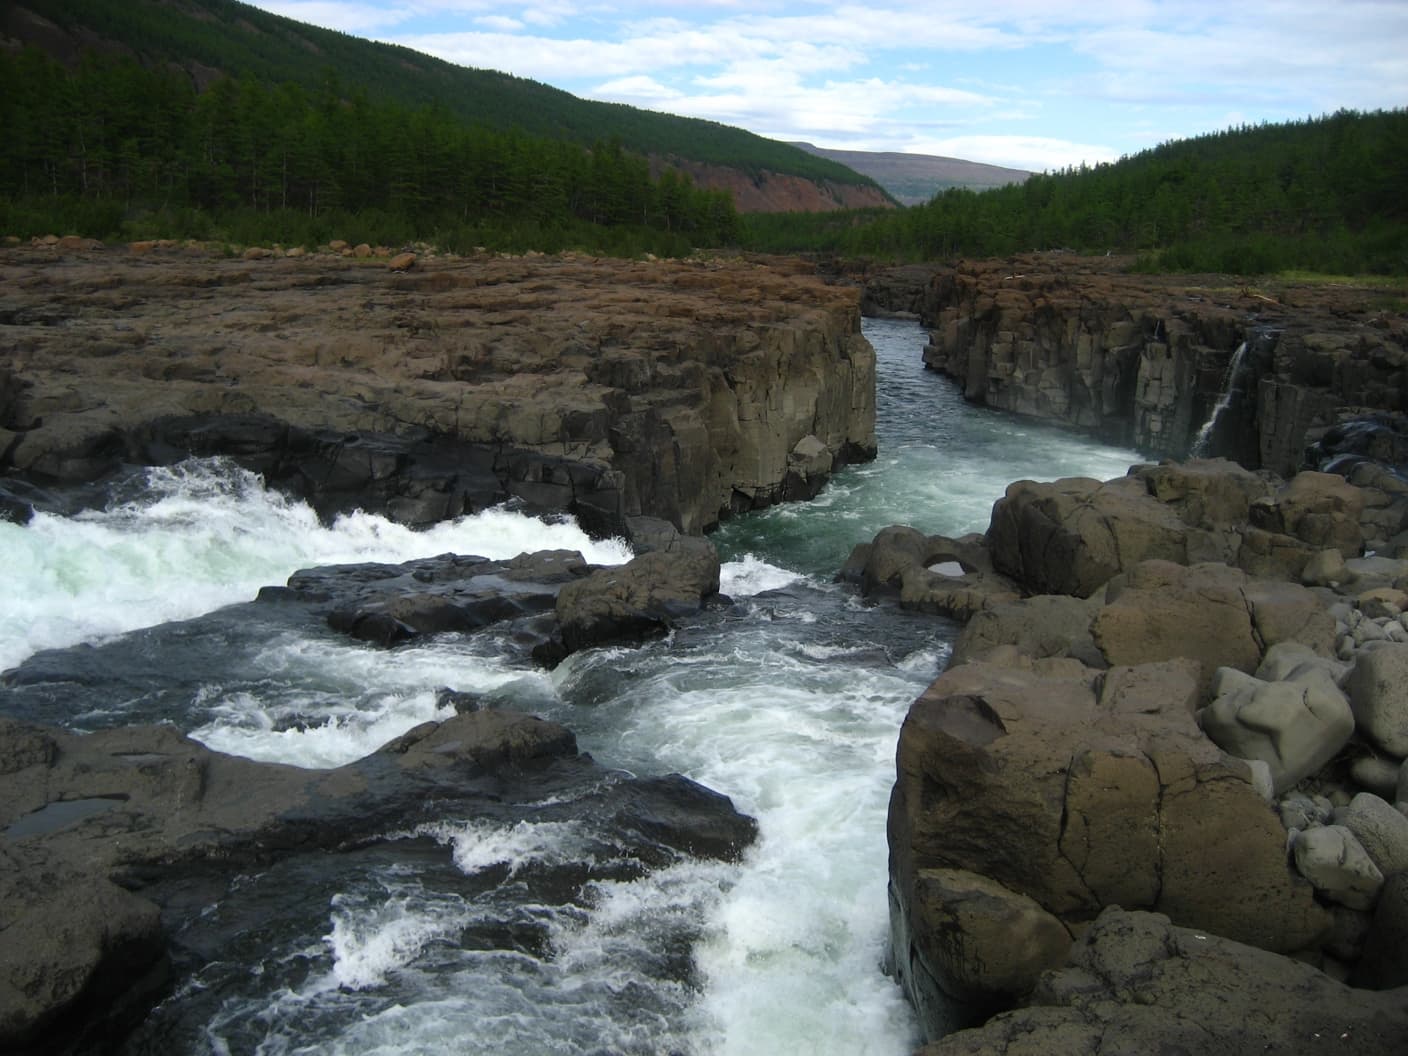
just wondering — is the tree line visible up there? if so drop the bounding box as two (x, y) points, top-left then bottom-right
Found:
(17, 0), (877, 191)
(0, 47), (740, 255)
(744, 109), (1408, 275)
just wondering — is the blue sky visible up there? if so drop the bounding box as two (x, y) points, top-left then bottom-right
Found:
(245, 1), (1408, 173)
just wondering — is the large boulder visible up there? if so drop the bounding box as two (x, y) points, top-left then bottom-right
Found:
(554, 536), (721, 655)
(1198, 662), (1355, 795)
(1292, 825), (1385, 911)
(839, 527), (1021, 622)
(950, 595), (1103, 667)
(1346, 642), (1408, 756)
(888, 655), (1327, 1035)
(986, 475), (1190, 597)
(920, 909), (1408, 1056)
(1091, 560), (1334, 694)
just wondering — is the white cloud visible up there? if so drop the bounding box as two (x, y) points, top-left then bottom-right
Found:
(475, 14), (524, 31)
(593, 75), (683, 102)
(906, 134), (1119, 172)
(242, 0), (1408, 173)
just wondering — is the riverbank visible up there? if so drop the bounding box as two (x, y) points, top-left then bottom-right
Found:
(1, 241), (876, 536)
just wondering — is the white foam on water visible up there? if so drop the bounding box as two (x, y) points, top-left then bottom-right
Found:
(188, 635), (559, 769)
(549, 627), (933, 1055)
(323, 884), (473, 992)
(419, 818), (596, 878)
(719, 554), (806, 597)
(0, 457), (629, 672)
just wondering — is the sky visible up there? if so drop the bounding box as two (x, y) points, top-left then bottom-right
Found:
(244, 1), (1408, 173)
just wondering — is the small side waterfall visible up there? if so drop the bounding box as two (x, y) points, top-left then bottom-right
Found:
(1190, 340), (1250, 457)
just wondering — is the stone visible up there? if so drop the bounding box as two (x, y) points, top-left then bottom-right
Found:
(1197, 663), (1355, 794)
(387, 251), (416, 271)
(919, 909), (1408, 1056)
(1274, 470), (1366, 554)
(951, 594), (1102, 667)
(905, 868), (1071, 1014)
(986, 475), (1189, 597)
(0, 875), (167, 1052)
(1278, 790), (1335, 832)
(889, 656), (1328, 1033)
(1302, 547), (1350, 587)
(554, 537), (720, 655)
(1254, 640), (1348, 685)
(1354, 873), (1408, 988)
(0, 711), (757, 1051)
(1292, 824), (1385, 910)
(1338, 792), (1408, 877)
(1346, 643), (1408, 756)
(0, 252), (877, 536)
(1350, 750), (1405, 799)
(1091, 561), (1259, 692)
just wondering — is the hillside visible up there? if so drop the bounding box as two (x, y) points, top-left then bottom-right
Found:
(0, 0), (892, 214)
(791, 142), (1030, 204)
(747, 110), (1408, 276)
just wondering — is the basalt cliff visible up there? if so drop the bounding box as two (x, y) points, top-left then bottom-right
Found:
(867, 255), (1406, 475)
(0, 243), (877, 536)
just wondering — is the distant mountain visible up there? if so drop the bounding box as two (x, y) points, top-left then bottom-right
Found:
(2, 0), (892, 213)
(792, 143), (1030, 205)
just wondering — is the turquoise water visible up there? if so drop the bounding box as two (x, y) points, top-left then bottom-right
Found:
(713, 316), (1144, 575)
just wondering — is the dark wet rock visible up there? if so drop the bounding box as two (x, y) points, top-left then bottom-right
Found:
(920, 908), (1408, 1056)
(554, 536), (721, 656)
(0, 712), (757, 1053)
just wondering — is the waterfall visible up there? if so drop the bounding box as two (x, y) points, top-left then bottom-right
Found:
(1190, 340), (1249, 457)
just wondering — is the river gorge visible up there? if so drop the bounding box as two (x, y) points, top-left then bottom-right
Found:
(3, 246), (1407, 1055)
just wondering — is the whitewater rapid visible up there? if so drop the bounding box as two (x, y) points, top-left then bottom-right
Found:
(0, 317), (1144, 1055)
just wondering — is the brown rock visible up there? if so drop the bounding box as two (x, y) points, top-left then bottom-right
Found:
(1092, 561), (1260, 688)
(387, 251), (416, 271)
(353, 242), (372, 258)
(889, 653), (1327, 1026)
(987, 475), (1190, 597)
(921, 909), (1408, 1056)
(0, 253), (875, 536)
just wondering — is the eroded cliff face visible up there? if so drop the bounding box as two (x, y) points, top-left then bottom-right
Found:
(895, 255), (1406, 475)
(0, 246), (876, 534)
(660, 158), (896, 213)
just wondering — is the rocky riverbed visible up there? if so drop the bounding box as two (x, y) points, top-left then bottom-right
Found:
(4, 244), (1408, 1054)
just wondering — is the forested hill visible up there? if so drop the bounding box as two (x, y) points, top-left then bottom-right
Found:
(747, 109), (1408, 275)
(2, 0), (889, 210)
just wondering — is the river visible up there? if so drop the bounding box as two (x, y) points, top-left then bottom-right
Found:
(0, 318), (1142, 1055)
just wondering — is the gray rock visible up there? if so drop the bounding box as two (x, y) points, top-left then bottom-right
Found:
(1278, 790), (1335, 832)
(1198, 664), (1355, 795)
(1254, 640), (1349, 685)
(919, 908), (1408, 1056)
(1338, 792), (1408, 877)
(1350, 750), (1406, 799)
(1293, 824), (1385, 910)
(1302, 547), (1350, 587)
(1346, 642), (1408, 756)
